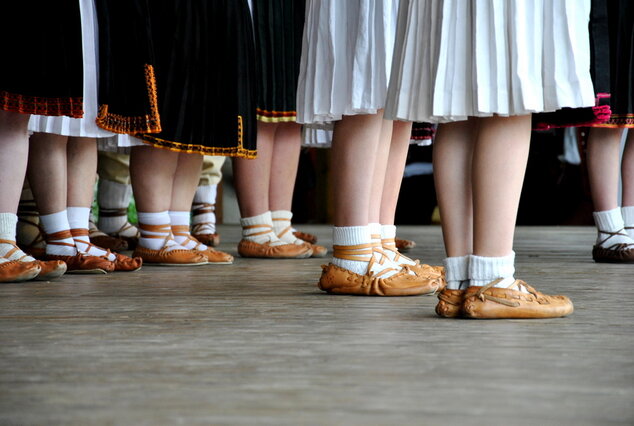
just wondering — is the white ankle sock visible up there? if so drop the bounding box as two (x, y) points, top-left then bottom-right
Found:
(271, 210), (304, 245)
(593, 208), (634, 247)
(40, 210), (77, 256)
(241, 211), (284, 246)
(191, 184), (217, 234)
(169, 211), (208, 250)
(68, 207), (115, 260)
(444, 255), (470, 290)
(138, 211), (183, 251)
(622, 206), (634, 240)
(332, 225), (400, 278)
(0, 213), (35, 262)
(381, 224), (416, 266)
(469, 252), (524, 292)
(98, 180), (133, 234)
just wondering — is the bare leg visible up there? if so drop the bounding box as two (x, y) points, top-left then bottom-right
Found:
(472, 115), (531, 257)
(331, 112), (384, 226)
(130, 146), (178, 213)
(621, 130), (634, 206)
(433, 120), (476, 257)
(368, 119), (394, 224)
(67, 137), (98, 208)
(169, 153), (204, 212)
(379, 120), (412, 225)
(269, 122), (301, 211)
(27, 133), (69, 215)
(233, 121), (274, 217)
(0, 111), (30, 213)
(587, 127), (624, 211)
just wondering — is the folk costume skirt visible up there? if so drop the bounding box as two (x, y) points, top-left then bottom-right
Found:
(385, 0), (596, 123)
(296, 0), (400, 125)
(134, 0), (257, 157)
(0, 1), (83, 118)
(29, 0), (113, 138)
(589, 0), (634, 128)
(253, 0), (305, 123)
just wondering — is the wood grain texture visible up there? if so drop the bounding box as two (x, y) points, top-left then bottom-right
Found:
(0, 225), (632, 425)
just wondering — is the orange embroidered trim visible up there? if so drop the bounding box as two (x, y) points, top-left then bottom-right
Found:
(96, 64), (161, 134)
(0, 90), (83, 118)
(256, 108), (297, 123)
(592, 113), (634, 128)
(135, 115), (257, 158)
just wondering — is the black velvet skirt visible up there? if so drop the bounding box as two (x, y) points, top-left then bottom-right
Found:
(589, 0), (634, 128)
(95, 0), (161, 135)
(253, 0), (305, 123)
(0, 1), (83, 118)
(135, 0), (257, 157)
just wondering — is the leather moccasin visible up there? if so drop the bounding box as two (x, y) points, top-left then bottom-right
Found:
(293, 231), (317, 244)
(462, 280), (573, 319)
(395, 238), (416, 252)
(317, 263), (440, 296)
(198, 247), (233, 264)
(238, 240), (312, 259)
(592, 245), (634, 263)
(33, 260), (67, 280)
(435, 289), (466, 318)
(132, 246), (207, 266)
(404, 263), (446, 292)
(112, 253), (143, 271)
(0, 260), (41, 283)
(46, 253), (115, 274)
(308, 243), (328, 258)
(192, 232), (220, 247)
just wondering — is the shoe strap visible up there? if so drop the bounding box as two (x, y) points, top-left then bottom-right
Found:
(0, 239), (30, 261)
(597, 228), (633, 247)
(474, 278), (539, 307)
(99, 207), (129, 217)
(191, 222), (215, 234)
(138, 223), (176, 249)
(69, 229), (113, 257)
(17, 217), (46, 248)
(242, 224), (274, 238)
(275, 224), (293, 239)
(332, 243), (373, 262)
(46, 230), (76, 247)
(192, 203), (215, 216)
(171, 225), (204, 250)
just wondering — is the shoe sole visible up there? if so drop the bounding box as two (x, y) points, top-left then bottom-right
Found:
(0, 269), (41, 283)
(66, 268), (108, 274)
(143, 261), (209, 266)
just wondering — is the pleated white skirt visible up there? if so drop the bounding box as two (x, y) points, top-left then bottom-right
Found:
(296, 0), (399, 124)
(385, 0), (596, 123)
(28, 0), (114, 138)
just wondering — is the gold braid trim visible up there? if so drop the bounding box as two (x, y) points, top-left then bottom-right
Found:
(1, 90), (83, 118)
(135, 115), (257, 159)
(96, 64), (162, 134)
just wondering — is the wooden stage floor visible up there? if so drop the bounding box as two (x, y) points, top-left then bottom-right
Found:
(0, 225), (632, 425)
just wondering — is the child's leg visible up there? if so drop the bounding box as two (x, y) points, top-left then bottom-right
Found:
(130, 146), (206, 265)
(462, 115), (572, 319)
(621, 130), (634, 239)
(168, 152), (233, 264)
(587, 127), (634, 260)
(191, 155), (225, 246)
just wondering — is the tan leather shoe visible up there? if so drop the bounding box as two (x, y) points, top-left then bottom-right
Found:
(238, 239), (312, 259)
(435, 288), (466, 318)
(198, 247), (233, 264)
(592, 244), (634, 263)
(309, 243), (328, 258)
(395, 237), (416, 252)
(406, 263), (446, 291)
(33, 259), (67, 280)
(192, 232), (220, 247)
(318, 263), (440, 296)
(0, 260), (41, 283)
(46, 253), (115, 274)
(462, 279), (574, 319)
(112, 252), (143, 271)
(132, 245), (208, 266)
(293, 230), (317, 244)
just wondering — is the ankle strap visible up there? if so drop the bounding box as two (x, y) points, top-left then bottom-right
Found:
(70, 228), (90, 237)
(46, 230), (75, 246)
(192, 203), (215, 216)
(242, 224), (273, 238)
(100, 208), (128, 217)
(138, 223), (172, 238)
(171, 225), (190, 236)
(333, 243), (373, 262)
(0, 239), (29, 261)
(597, 228), (633, 247)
